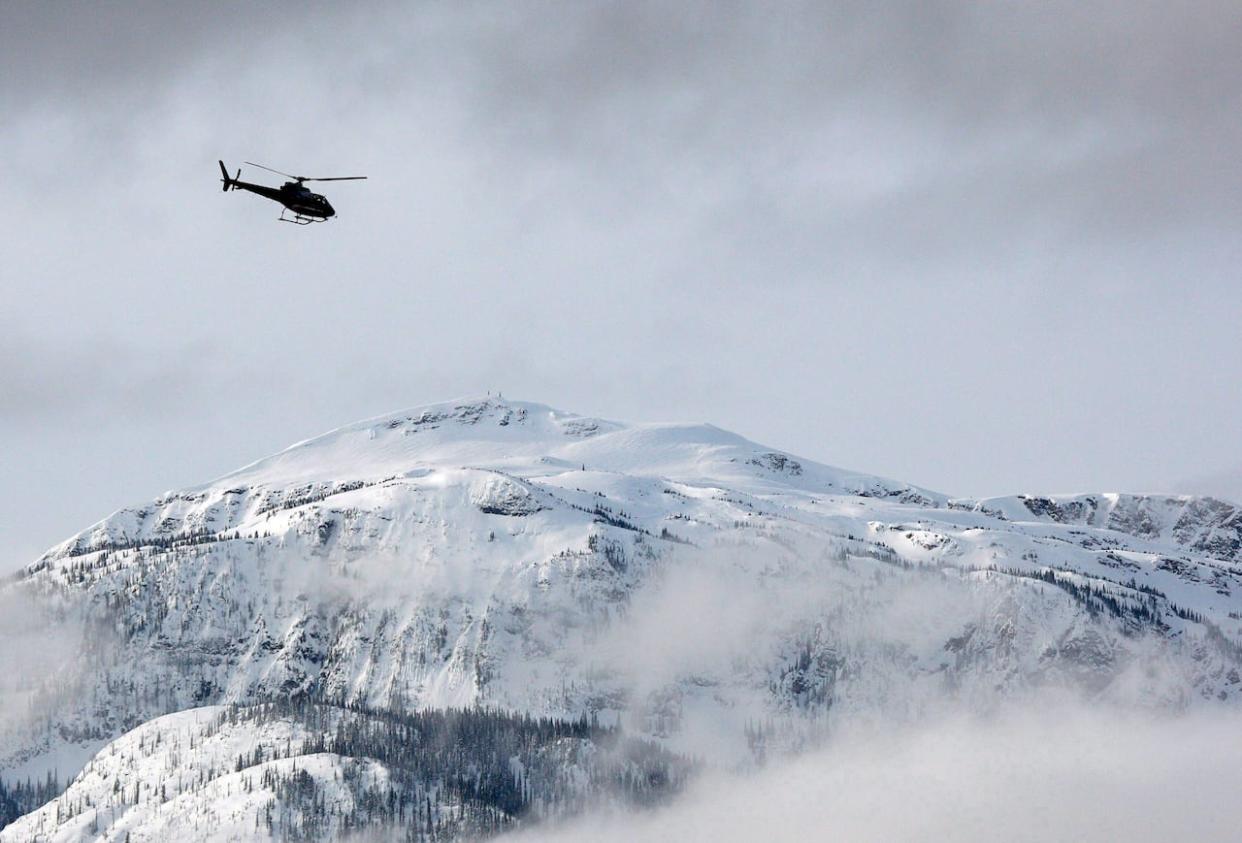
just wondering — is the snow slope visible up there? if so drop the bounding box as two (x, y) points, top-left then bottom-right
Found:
(1, 707), (382, 843)
(1, 702), (684, 842)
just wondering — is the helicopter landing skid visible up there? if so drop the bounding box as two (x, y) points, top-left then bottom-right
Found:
(279, 209), (325, 225)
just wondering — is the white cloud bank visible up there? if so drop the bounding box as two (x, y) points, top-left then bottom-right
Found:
(507, 704), (1242, 843)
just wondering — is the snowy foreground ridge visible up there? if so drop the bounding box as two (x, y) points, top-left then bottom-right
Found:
(3, 397), (1242, 840)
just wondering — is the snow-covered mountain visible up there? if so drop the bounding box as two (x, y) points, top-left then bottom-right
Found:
(2, 701), (687, 842)
(4, 396), (1242, 840)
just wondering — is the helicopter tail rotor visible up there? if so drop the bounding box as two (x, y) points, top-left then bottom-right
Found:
(219, 160), (235, 192)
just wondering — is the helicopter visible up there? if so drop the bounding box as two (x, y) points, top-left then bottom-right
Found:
(218, 160), (366, 224)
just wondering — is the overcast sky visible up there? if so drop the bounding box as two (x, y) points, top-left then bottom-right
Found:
(3, 1), (1241, 572)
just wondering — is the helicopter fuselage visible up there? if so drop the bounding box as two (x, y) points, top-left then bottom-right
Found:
(229, 179), (335, 219)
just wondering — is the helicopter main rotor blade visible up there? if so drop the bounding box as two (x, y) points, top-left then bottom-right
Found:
(243, 161), (303, 180)
(302, 176), (368, 182)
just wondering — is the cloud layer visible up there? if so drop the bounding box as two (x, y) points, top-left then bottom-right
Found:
(508, 704), (1242, 842)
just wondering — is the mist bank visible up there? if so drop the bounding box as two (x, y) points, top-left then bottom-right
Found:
(507, 702), (1242, 843)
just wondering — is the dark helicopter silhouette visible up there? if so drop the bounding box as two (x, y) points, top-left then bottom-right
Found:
(219, 160), (366, 224)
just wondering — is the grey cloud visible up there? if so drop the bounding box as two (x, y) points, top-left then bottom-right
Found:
(456, 3), (1241, 148)
(1176, 466), (1242, 506)
(423, 2), (1242, 280)
(0, 325), (214, 425)
(0, 2), (344, 111)
(9, 2), (1239, 255)
(14, 2), (1240, 147)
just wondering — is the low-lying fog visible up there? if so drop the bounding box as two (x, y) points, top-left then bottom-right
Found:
(506, 703), (1242, 842)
